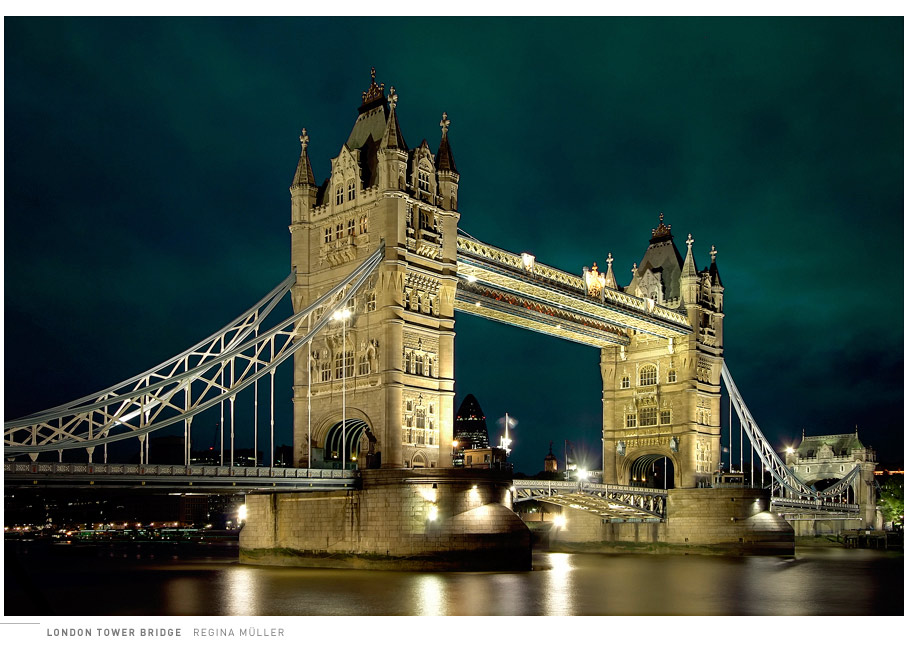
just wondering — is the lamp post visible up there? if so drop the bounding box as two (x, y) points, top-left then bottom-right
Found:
(333, 307), (351, 471)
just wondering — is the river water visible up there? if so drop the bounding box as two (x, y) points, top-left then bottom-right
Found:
(4, 541), (903, 616)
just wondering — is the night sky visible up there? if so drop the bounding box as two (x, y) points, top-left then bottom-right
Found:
(4, 17), (904, 473)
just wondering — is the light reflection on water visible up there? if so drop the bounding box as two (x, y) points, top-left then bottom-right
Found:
(5, 543), (903, 616)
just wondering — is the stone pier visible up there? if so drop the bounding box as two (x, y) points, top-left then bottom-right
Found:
(239, 468), (531, 570)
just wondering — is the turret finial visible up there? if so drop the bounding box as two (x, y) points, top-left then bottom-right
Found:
(361, 66), (385, 105)
(686, 233), (694, 249)
(440, 111), (450, 136)
(371, 66), (376, 83)
(659, 212), (665, 224)
(710, 245), (717, 262)
(606, 252), (613, 268)
(631, 262), (638, 275)
(388, 86), (398, 110)
(299, 128), (309, 151)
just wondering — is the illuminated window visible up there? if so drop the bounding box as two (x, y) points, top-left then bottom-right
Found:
(360, 216), (368, 233)
(324, 227), (332, 243)
(668, 370), (677, 383)
(640, 407), (658, 427)
(347, 180), (355, 201)
(347, 219), (355, 236)
(626, 414), (637, 428)
(620, 376), (630, 389)
(336, 184), (344, 205)
(661, 410), (672, 425)
(639, 365), (657, 386)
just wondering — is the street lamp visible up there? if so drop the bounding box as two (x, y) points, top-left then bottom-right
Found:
(333, 307), (351, 471)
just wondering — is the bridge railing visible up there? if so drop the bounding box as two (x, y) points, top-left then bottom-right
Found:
(771, 497), (860, 514)
(4, 462), (356, 480)
(514, 479), (667, 497)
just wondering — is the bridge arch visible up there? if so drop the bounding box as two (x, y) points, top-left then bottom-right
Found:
(621, 450), (679, 489)
(315, 408), (377, 468)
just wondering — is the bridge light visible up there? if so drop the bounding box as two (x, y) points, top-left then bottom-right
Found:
(786, 447), (795, 454)
(427, 505), (438, 521)
(466, 275), (477, 283)
(237, 504), (247, 523)
(332, 308), (351, 321)
(553, 514), (566, 529)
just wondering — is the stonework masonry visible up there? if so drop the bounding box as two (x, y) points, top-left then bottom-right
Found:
(240, 469), (531, 570)
(549, 488), (793, 554)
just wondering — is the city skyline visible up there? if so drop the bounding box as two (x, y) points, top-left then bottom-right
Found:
(4, 17), (903, 473)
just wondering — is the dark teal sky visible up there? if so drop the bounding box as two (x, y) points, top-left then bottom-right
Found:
(4, 17), (904, 471)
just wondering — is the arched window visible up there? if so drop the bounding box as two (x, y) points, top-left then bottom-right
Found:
(418, 170), (430, 193)
(335, 223), (342, 240)
(320, 361), (330, 382)
(366, 292), (376, 312)
(359, 215), (368, 234)
(414, 294), (421, 312)
(347, 219), (355, 236)
(336, 184), (344, 205)
(639, 365), (657, 386)
(427, 357), (433, 377)
(405, 351), (412, 374)
(414, 354), (424, 376)
(347, 180), (356, 201)
(324, 227), (332, 243)
(358, 355), (370, 376)
(335, 352), (353, 379)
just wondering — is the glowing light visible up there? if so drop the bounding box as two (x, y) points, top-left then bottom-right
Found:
(466, 275), (477, 283)
(332, 308), (351, 320)
(553, 514), (567, 529)
(576, 469), (587, 480)
(427, 505), (438, 521)
(786, 447), (795, 454)
(475, 301), (481, 307)
(237, 504), (247, 523)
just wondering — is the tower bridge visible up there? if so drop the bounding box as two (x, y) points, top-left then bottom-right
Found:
(4, 69), (877, 566)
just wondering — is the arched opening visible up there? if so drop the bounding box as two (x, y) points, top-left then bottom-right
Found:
(629, 454), (675, 490)
(412, 452), (428, 468)
(323, 419), (379, 469)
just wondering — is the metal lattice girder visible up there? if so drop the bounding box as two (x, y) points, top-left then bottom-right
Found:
(513, 480), (666, 519)
(4, 245), (385, 456)
(722, 362), (859, 502)
(455, 233), (692, 341)
(770, 497), (860, 515)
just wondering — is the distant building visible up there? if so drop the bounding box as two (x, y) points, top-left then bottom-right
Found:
(453, 394), (490, 466)
(463, 447), (509, 470)
(544, 442), (558, 473)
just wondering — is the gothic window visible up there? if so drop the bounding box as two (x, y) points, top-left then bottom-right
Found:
(418, 170), (430, 193)
(405, 351), (412, 374)
(626, 414), (637, 428)
(620, 376), (630, 389)
(360, 215), (368, 234)
(415, 408), (426, 430)
(414, 294), (422, 312)
(406, 400), (413, 412)
(358, 355), (370, 376)
(347, 180), (355, 201)
(347, 219), (355, 236)
(324, 227), (331, 243)
(336, 184), (344, 205)
(428, 296), (435, 315)
(419, 210), (432, 231)
(366, 291), (376, 312)
(335, 223), (342, 240)
(427, 357), (433, 377)
(404, 290), (411, 310)
(320, 361), (330, 382)
(668, 370), (677, 383)
(661, 410), (672, 425)
(639, 365), (657, 387)
(414, 354), (424, 376)
(640, 407), (658, 427)
(335, 351), (354, 379)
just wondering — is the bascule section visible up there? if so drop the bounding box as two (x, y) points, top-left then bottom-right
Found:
(289, 69), (459, 471)
(602, 216), (725, 489)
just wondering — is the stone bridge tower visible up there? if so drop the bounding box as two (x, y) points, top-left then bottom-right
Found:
(601, 215), (725, 488)
(288, 69), (460, 470)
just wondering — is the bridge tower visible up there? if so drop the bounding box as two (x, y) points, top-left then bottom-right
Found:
(601, 216), (725, 488)
(289, 69), (460, 470)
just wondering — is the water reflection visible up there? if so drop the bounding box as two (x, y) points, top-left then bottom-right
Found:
(4, 542), (902, 616)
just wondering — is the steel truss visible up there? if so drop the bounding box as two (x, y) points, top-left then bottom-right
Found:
(722, 362), (860, 505)
(513, 480), (667, 520)
(4, 245), (385, 457)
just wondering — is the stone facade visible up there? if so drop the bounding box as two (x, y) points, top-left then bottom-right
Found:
(289, 70), (459, 470)
(239, 469), (531, 570)
(548, 488), (793, 554)
(602, 220), (724, 488)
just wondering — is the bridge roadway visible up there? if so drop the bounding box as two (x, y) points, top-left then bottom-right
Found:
(3, 461), (355, 492)
(513, 479), (667, 521)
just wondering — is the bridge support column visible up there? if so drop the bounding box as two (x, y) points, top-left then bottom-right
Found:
(86, 446), (94, 464)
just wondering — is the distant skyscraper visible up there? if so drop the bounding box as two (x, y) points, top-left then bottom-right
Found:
(453, 394), (490, 466)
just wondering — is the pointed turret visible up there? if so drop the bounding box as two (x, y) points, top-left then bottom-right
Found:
(625, 213), (684, 305)
(379, 86), (408, 151)
(680, 233), (699, 308)
(290, 128), (318, 224)
(436, 112), (460, 211)
(604, 252), (618, 289)
(708, 245), (723, 288)
(291, 128), (316, 188)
